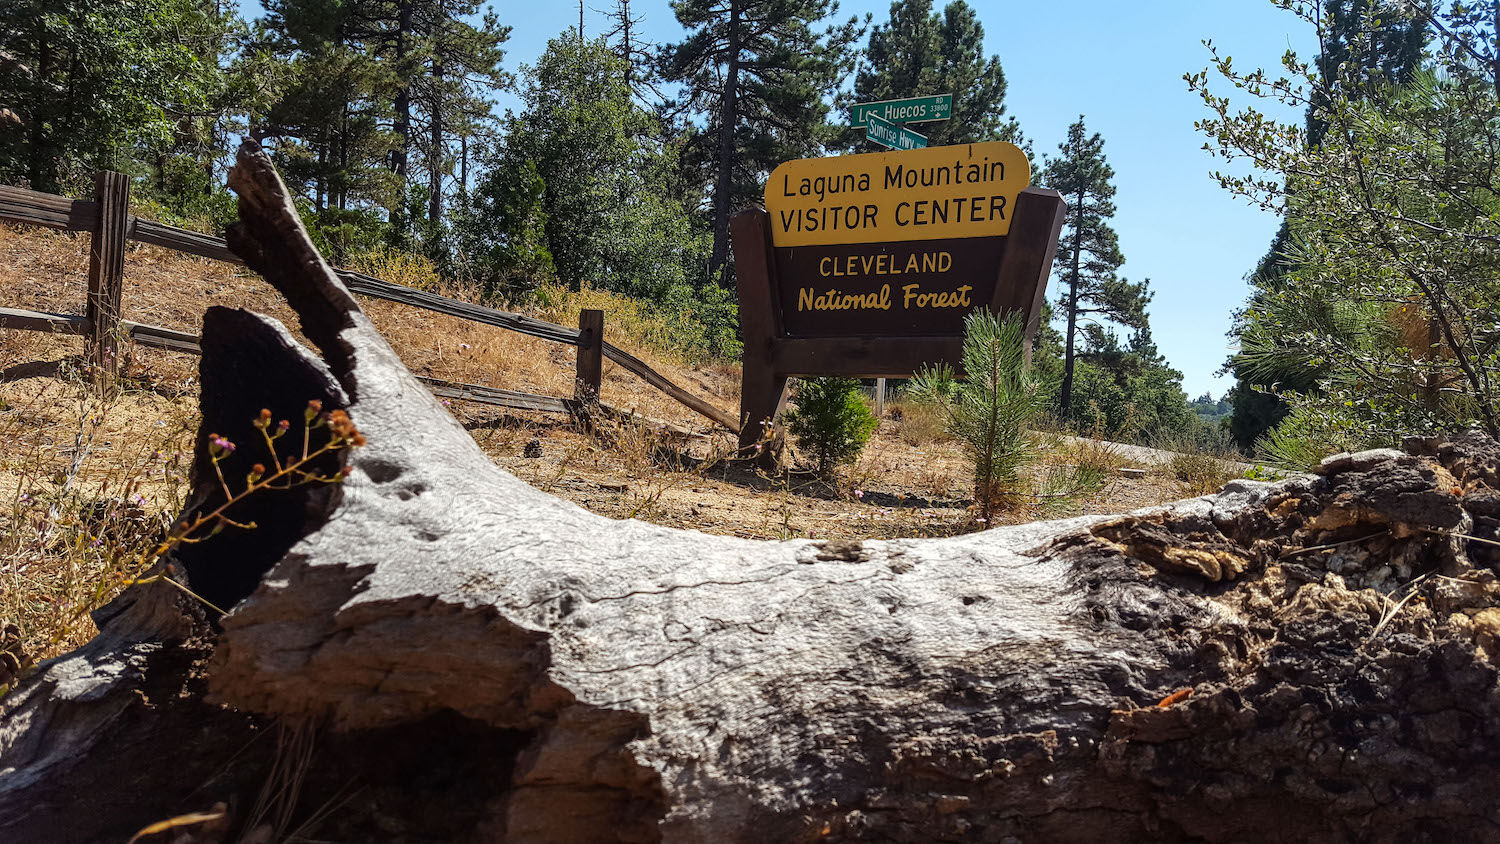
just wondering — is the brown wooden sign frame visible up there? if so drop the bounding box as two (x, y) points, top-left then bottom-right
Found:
(730, 185), (1067, 452)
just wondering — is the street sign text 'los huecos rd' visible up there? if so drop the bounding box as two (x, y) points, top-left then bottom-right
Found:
(849, 94), (953, 127)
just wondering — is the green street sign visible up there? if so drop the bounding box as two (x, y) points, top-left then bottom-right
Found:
(865, 113), (928, 150)
(850, 94), (953, 127)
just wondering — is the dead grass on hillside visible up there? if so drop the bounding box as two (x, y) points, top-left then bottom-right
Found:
(0, 225), (738, 434)
(0, 337), (197, 687)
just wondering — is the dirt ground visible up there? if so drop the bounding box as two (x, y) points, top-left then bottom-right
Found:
(468, 411), (1190, 540)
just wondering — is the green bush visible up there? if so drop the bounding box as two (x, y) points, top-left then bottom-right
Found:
(1255, 399), (1369, 472)
(784, 377), (878, 475)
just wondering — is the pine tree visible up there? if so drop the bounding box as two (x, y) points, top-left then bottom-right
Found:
(257, 0), (399, 248)
(784, 377), (877, 475)
(408, 3), (510, 229)
(1307, 0), (1426, 146)
(845, 0), (1021, 150)
(465, 37), (712, 307)
(659, 0), (864, 285)
(1230, 1), (1430, 447)
(325, 0), (508, 233)
(603, 0), (656, 103)
(134, 1), (266, 226)
(1043, 117), (1149, 417)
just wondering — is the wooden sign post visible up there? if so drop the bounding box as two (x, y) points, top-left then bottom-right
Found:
(731, 142), (1066, 456)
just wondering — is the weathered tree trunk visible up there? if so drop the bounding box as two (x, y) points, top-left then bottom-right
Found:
(709, 1), (741, 287)
(428, 60), (443, 227)
(5, 142), (1500, 842)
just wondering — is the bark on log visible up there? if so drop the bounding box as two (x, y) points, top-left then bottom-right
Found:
(5, 142), (1500, 842)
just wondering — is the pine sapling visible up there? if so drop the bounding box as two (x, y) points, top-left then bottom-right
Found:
(784, 377), (878, 476)
(911, 310), (1042, 522)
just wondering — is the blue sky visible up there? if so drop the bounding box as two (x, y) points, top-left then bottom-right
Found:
(241, 0), (1317, 397)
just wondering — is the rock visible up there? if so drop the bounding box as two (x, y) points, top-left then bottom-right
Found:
(1316, 448), (1408, 476)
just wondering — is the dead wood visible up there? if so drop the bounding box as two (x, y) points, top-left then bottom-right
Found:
(4, 142), (1500, 842)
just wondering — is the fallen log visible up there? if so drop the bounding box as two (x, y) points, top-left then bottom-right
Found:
(5, 142), (1500, 842)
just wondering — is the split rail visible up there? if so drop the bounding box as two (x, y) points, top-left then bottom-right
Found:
(0, 172), (738, 434)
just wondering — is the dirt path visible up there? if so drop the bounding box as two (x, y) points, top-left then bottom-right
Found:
(1051, 433), (1251, 471)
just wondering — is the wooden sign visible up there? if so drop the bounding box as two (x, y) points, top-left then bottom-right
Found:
(733, 142), (1066, 458)
(776, 237), (999, 337)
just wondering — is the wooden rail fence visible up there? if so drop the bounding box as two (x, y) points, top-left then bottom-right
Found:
(0, 173), (739, 434)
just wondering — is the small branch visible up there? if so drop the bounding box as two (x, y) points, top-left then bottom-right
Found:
(1280, 530), (1390, 559)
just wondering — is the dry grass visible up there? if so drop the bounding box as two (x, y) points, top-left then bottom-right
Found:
(1149, 432), (1244, 497)
(0, 224), (739, 432)
(888, 399), (947, 447)
(1166, 451), (1240, 496)
(0, 339), (197, 687)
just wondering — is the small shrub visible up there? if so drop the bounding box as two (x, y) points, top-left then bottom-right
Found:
(784, 377), (878, 475)
(347, 245), (444, 292)
(910, 311), (1043, 520)
(1151, 429), (1240, 496)
(1242, 464), (1285, 481)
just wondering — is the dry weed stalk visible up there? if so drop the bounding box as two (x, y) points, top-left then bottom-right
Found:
(1, 398), (364, 689)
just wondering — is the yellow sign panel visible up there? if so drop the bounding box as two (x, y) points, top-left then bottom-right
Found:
(764, 142), (1031, 247)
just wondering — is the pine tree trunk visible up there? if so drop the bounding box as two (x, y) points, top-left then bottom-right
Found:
(708, 2), (742, 287)
(391, 0), (413, 180)
(336, 104), (348, 211)
(26, 28), (52, 193)
(1060, 184), (1084, 415)
(622, 0), (633, 93)
(315, 141), (326, 213)
(429, 61), (444, 226)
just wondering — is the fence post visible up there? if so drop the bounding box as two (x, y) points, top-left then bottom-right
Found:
(576, 309), (604, 403)
(86, 171), (130, 387)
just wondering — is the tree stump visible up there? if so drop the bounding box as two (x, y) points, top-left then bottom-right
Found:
(4, 143), (1500, 843)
